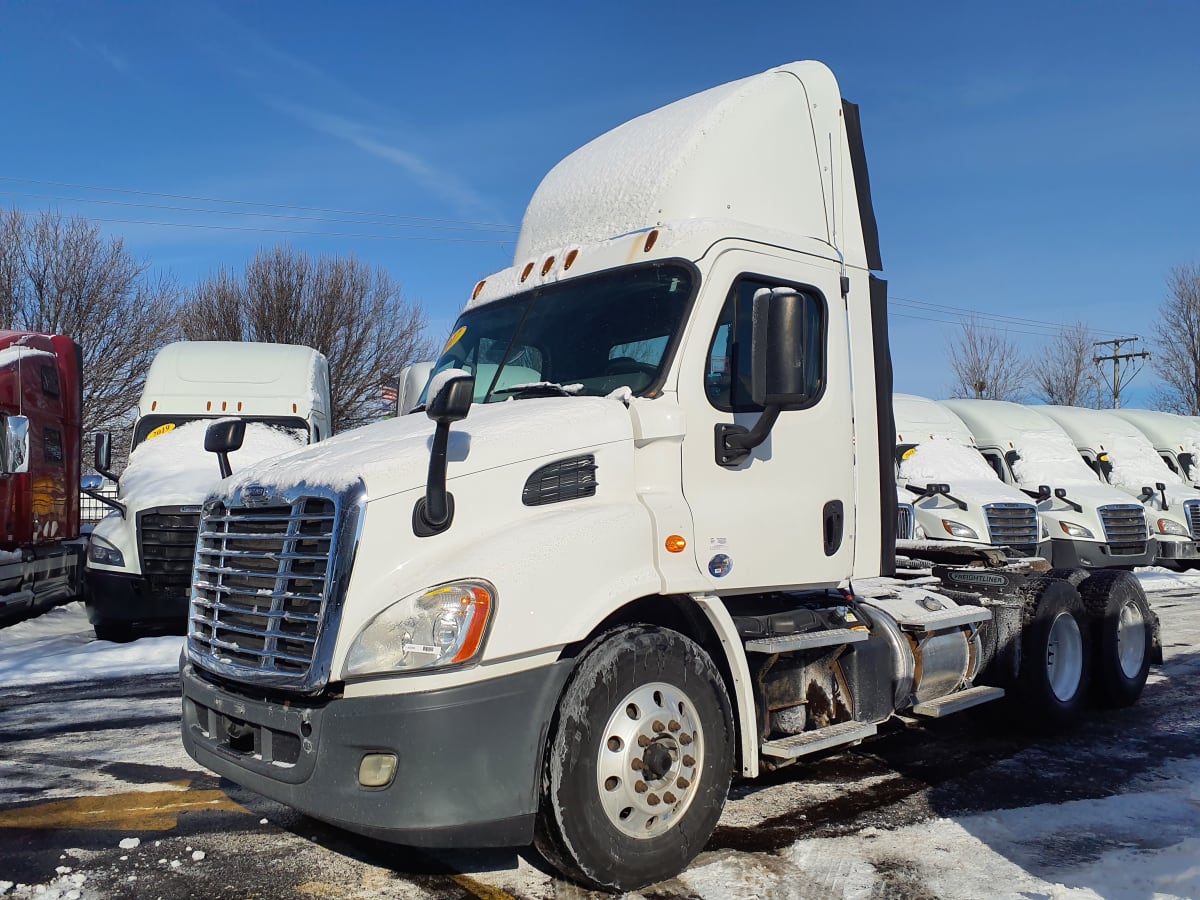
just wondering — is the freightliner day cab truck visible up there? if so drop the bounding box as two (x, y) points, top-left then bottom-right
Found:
(179, 62), (1158, 891)
(0, 331), (88, 621)
(1110, 407), (1200, 489)
(1039, 405), (1200, 567)
(86, 341), (331, 640)
(941, 399), (1155, 569)
(893, 393), (1047, 558)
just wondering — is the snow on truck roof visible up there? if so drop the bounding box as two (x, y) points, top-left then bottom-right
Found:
(1110, 408), (1200, 452)
(139, 341), (329, 416)
(938, 399), (1064, 445)
(892, 394), (975, 445)
(473, 61), (873, 307)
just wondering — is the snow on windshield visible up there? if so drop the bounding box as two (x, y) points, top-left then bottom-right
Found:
(0, 345), (55, 368)
(1011, 429), (1100, 486)
(1105, 432), (1184, 491)
(899, 438), (997, 484)
(118, 419), (306, 507)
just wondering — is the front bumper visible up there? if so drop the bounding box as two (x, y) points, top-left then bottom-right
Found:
(84, 569), (189, 627)
(1048, 538), (1157, 569)
(1155, 539), (1200, 562)
(180, 659), (574, 847)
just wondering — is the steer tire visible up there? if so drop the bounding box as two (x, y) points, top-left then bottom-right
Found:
(533, 625), (734, 892)
(1014, 577), (1091, 729)
(1045, 567), (1090, 588)
(1077, 570), (1154, 708)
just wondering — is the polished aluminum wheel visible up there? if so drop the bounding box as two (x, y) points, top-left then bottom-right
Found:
(1116, 597), (1148, 679)
(1046, 610), (1085, 702)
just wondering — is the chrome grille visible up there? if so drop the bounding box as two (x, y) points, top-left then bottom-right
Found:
(188, 495), (337, 682)
(1098, 504), (1149, 556)
(984, 503), (1039, 555)
(138, 507), (201, 601)
(1186, 500), (1200, 540)
(896, 502), (915, 540)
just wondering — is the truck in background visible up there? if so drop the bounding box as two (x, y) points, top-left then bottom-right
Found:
(893, 393), (1047, 558)
(396, 361), (434, 415)
(1110, 407), (1200, 489)
(1, 331), (87, 622)
(1039, 404), (1200, 567)
(178, 63), (1156, 891)
(941, 399), (1155, 569)
(85, 341), (332, 641)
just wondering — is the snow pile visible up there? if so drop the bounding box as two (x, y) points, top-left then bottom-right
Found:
(0, 345), (55, 369)
(119, 419), (306, 507)
(898, 438), (997, 484)
(1011, 428), (1100, 486)
(1104, 432), (1183, 490)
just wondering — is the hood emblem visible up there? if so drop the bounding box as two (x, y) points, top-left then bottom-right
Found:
(243, 485), (271, 507)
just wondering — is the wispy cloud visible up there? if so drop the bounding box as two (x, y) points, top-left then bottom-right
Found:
(67, 35), (129, 73)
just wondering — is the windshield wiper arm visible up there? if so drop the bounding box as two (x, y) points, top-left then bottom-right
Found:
(492, 382), (582, 399)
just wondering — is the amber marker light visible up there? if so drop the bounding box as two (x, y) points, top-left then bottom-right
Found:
(563, 249), (579, 270)
(520, 262), (535, 282)
(665, 535), (687, 553)
(450, 585), (494, 664)
(472, 280), (486, 300)
(644, 229), (660, 253)
(541, 256), (556, 275)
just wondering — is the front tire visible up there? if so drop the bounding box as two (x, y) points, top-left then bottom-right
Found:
(534, 625), (734, 892)
(1015, 578), (1091, 728)
(1077, 570), (1153, 707)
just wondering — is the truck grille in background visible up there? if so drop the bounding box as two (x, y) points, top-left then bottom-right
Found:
(1098, 504), (1149, 556)
(139, 508), (202, 601)
(1185, 500), (1200, 540)
(983, 503), (1039, 555)
(189, 497), (336, 679)
(896, 503), (915, 540)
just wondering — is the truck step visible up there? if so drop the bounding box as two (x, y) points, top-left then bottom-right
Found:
(760, 721), (877, 760)
(744, 628), (869, 654)
(911, 685), (1005, 718)
(895, 605), (992, 633)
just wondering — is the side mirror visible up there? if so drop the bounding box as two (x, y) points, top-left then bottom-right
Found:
(81, 474), (104, 491)
(1037, 484), (1052, 501)
(751, 289), (819, 409)
(0, 414), (30, 475)
(426, 373), (474, 424)
(205, 419), (246, 479)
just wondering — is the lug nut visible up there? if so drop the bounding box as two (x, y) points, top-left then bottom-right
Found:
(638, 735), (651, 747)
(652, 720), (666, 734)
(647, 793), (661, 806)
(631, 758), (644, 771)
(668, 719), (681, 732)
(635, 781), (648, 794)
(663, 791), (677, 804)
(679, 733), (693, 746)
(682, 755), (696, 767)
(676, 776), (690, 789)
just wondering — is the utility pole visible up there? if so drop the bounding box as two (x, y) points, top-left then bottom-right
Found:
(1093, 336), (1151, 409)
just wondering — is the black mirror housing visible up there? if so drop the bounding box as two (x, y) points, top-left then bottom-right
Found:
(205, 419), (246, 479)
(94, 431), (112, 473)
(751, 289), (816, 409)
(426, 374), (474, 424)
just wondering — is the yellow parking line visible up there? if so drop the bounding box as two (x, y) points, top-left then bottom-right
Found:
(0, 782), (248, 831)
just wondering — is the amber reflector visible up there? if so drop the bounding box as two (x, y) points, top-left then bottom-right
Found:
(520, 262), (535, 282)
(644, 229), (659, 253)
(151, 401), (157, 411)
(541, 256), (556, 276)
(665, 535), (687, 553)
(472, 280), (486, 300)
(563, 249), (578, 270)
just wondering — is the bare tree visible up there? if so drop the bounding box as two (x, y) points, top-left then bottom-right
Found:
(1035, 321), (1103, 407)
(1151, 264), (1200, 415)
(181, 246), (434, 431)
(0, 207), (179, 440)
(947, 318), (1030, 401)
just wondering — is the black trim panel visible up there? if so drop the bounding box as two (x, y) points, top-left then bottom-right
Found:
(842, 100), (883, 272)
(870, 275), (896, 576)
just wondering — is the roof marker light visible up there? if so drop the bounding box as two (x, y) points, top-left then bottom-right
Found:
(222, 401), (227, 411)
(563, 249), (578, 270)
(151, 401), (157, 411)
(472, 280), (486, 300)
(206, 401), (212, 411)
(520, 262), (535, 283)
(541, 256), (556, 276)
(644, 229), (659, 253)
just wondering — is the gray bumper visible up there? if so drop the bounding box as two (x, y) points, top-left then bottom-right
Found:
(1155, 539), (1200, 562)
(180, 659), (573, 848)
(1048, 538), (1158, 569)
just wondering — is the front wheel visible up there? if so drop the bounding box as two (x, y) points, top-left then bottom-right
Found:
(534, 625), (734, 892)
(1078, 570), (1153, 707)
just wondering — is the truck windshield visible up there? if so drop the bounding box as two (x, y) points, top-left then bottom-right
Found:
(131, 415), (311, 450)
(425, 261), (695, 405)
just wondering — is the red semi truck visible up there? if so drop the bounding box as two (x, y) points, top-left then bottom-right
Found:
(0, 330), (86, 622)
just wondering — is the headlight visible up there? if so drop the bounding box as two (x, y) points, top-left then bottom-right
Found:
(1059, 521), (1094, 539)
(344, 579), (495, 678)
(1157, 518), (1191, 537)
(941, 520), (978, 540)
(87, 535), (125, 567)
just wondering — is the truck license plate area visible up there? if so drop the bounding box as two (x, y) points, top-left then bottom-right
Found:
(187, 696), (303, 767)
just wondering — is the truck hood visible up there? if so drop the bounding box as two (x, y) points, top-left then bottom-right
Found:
(223, 396), (635, 501)
(901, 477), (1033, 509)
(1028, 480), (1145, 514)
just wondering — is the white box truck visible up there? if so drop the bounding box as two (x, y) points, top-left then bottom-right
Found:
(85, 341), (331, 640)
(1110, 407), (1200, 488)
(941, 399), (1155, 569)
(1039, 405), (1200, 566)
(893, 393), (1047, 558)
(179, 62), (1157, 891)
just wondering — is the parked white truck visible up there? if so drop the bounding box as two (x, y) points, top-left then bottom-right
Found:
(1110, 407), (1200, 488)
(941, 399), (1155, 569)
(179, 62), (1156, 891)
(893, 393), (1046, 558)
(85, 341), (331, 640)
(1039, 405), (1200, 566)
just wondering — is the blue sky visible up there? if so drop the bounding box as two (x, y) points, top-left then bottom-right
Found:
(2, 1), (1197, 406)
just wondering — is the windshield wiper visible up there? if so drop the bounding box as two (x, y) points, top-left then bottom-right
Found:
(492, 382), (583, 399)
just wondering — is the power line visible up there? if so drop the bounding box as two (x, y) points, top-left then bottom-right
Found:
(889, 310), (1064, 339)
(890, 295), (1129, 339)
(1093, 336), (1151, 408)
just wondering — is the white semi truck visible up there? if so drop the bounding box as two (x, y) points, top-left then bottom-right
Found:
(1039, 404), (1200, 566)
(893, 393), (1046, 558)
(941, 399), (1155, 569)
(179, 62), (1157, 891)
(85, 341), (332, 640)
(1110, 407), (1200, 488)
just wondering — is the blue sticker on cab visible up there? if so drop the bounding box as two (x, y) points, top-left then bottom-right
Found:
(708, 554), (732, 578)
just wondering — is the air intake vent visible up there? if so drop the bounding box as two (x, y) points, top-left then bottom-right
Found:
(523, 455), (598, 506)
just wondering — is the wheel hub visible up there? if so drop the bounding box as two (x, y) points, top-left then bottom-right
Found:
(596, 682), (703, 839)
